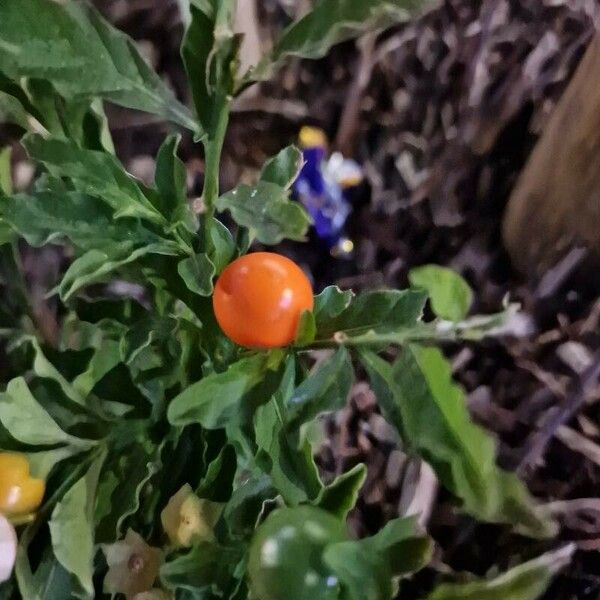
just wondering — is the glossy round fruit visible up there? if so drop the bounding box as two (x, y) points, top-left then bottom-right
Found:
(213, 252), (314, 348)
(248, 506), (347, 600)
(0, 452), (45, 516)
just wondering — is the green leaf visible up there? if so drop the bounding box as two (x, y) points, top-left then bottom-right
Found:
(286, 347), (353, 429)
(254, 357), (323, 504)
(22, 79), (79, 139)
(323, 516), (432, 600)
(118, 316), (186, 403)
(216, 181), (311, 245)
(0, 0), (196, 130)
(15, 335), (86, 407)
(23, 134), (165, 225)
(358, 351), (402, 438)
(27, 446), (86, 480)
(161, 541), (241, 594)
(0, 92), (29, 130)
(59, 244), (178, 301)
(254, 399), (323, 505)
(363, 515), (432, 576)
(0, 377), (82, 446)
(0, 73), (39, 116)
(95, 436), (158, 543)
(323, 542), (392, 600)
(223, 475), (275, 539)
(154, 134), (197, 231)
(245, 0), (425, 84)
(120, 317), (179, 368)
(0, 223), (13, 247)
(409, 264), (473, 322)
(0, 147), (12, 196)
(15, 546), (73, 600)
(14, 455), (95, 599)
(178, 252), (216, 296)
(0, 191), (167, 250)
(70, 298), (146, 328)
(206, 217), (236, 274)
(260, 146), (304, 189)
(49, 452), (105, 597)
(20, 80), (106, 147)
(84, 99), (115, 154)
(426, 545), (575, 600)
(71, 340), (123, 398)
(294, 310), (317, 347)
(168, 354), (274, 428)
(314, 286), (354, 324)
(182, 0), (238, 137)
(197, 443), (237, 502)
(224, 364), (301, 458)
(316, 289), (427, 339)
(361, 346), (556, 538)
(315, 463), (366, 519)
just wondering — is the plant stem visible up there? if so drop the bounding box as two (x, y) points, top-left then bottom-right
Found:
(307, 329), (435, 349)
(306, 323), (494, 350)
(202, 96), (232, 224)
(172, 227), (194, 255)
(303, 309), (515, 350)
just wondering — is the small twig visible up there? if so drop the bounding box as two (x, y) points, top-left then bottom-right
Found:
(466, 0), (498, 107)
(232, 95), (308, 119)
(334, 33), (376, 155)
(535, 247), (588, 300)
(516, 359), (568, 398)
(517, 351), (600, 476)
(579, 297), (600, 335)
(543, 498), (600, 516)
(555, 426), (600, 468)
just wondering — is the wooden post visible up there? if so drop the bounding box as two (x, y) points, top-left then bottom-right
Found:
(503, 33), (600, 275)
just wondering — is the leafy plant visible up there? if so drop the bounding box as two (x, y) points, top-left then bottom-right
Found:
(0, 0), (568, 599)
(424, 545), (575, 600)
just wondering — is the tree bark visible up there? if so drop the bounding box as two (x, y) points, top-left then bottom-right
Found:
(503, 32), (600, 275)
